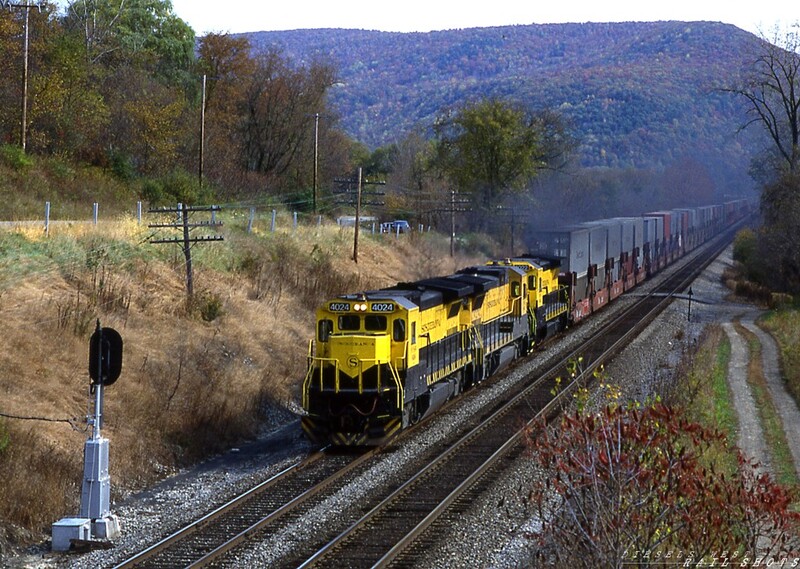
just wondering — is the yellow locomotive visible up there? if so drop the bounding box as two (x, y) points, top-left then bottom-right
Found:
(301, 256), (568, 445)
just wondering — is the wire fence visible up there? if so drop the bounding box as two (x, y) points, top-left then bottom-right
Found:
(0, 201), (422, 237)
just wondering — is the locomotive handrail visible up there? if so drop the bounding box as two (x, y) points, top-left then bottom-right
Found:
(304, 350), (404, 410)
(304, 356), (341, 393)
(387, 361), (403, 409)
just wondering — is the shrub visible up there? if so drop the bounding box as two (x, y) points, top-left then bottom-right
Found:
(732, 227), (756, 265)
(196, 291), (224, 322)
(108, 150), (136, 181)
(0, 144), (34, 170)
(140, 170), (215, 207)
(526, 404), (800, 566)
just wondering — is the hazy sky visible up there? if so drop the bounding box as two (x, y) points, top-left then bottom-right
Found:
(169, 0), (792, 37)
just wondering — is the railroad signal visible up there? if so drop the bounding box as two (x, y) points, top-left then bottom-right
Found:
(89, 322), (123, 386)
(52, 320), (122, 551)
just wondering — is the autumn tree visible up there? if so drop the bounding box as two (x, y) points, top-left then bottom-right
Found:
(727, 27), (800, 292)
(659, 155), (717, 207)
(240, 49), (338, 195)
(195, 33), (255, 192)
(526, 404), (800, 568)
(380, 131), (450, 227)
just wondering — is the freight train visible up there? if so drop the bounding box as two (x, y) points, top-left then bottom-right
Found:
(301, 199), (752, 446)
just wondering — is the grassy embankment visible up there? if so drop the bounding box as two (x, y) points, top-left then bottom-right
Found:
(678, 285), (800, 489)
(735, 322), (800, 488)
(0, 151), (492, 548)
(676, 325), (739, 475)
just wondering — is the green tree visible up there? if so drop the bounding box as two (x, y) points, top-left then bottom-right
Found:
(64, 0), (195, 83)
(433, 98), (572, 222)
(29, 28), (110, 158)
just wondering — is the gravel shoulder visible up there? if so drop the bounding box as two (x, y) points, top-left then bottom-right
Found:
(740, 319), (800, 475)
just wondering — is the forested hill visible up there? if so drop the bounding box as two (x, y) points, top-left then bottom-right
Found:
(246, 21), (764, 188)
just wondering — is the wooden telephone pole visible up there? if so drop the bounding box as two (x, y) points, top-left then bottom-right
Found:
(1, 1), (40, 152)
(148, 204), (223, 298)
(333, 168), (385, 263)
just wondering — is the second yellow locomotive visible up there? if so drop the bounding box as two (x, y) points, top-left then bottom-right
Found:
(301, 256), (568, 445)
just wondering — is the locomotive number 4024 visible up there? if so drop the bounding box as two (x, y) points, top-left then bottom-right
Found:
(371, 302), (395, 312)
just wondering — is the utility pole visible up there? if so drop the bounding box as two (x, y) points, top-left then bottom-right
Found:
(313, 112), (319, 214)
(496, 205), (532, 257)
(333, 169), (385, 264)
(429, 190), (469, 257)
(148, 204), (224, 299)
(2, 1), (40, 152)
(451, 190), (456, 257)
(199, 74), (207, 191)
(354, 168), (362, 263)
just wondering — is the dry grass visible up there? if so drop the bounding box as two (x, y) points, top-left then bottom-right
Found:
(760, 309), (800, 412)
(0, 217), (487, 545)
(721, 264), (793, 309)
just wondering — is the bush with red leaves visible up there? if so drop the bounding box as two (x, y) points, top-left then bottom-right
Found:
(525, 404), (800, 568)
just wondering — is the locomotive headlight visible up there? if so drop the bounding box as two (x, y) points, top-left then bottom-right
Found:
(354, 302), (367, 311)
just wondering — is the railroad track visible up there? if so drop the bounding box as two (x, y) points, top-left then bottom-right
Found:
(112, 450), (372, 568)
(294, 226), (737, 568)
(114, 224), (739, 569)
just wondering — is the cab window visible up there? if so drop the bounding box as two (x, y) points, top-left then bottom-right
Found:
(338, 315), (360, 331)
(365, 315), (387, 331)
(318, 319), (333, 342)
(511, 281), (521, 297)
(393, 319), (406, 341)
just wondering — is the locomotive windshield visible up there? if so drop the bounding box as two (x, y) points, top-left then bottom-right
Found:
(339, 315), (360, 330)
(365, 315), (387, 331)
(337, 314), (388, 332)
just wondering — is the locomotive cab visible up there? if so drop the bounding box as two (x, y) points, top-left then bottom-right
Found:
(302, 295), (414, 445)
(491, 256), (569, 342)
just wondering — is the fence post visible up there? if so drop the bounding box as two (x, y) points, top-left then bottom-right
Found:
(271, 209), (276, 232)
(318, 215), (322, 227)
(93, 203), (98, 226)
(44, 201), (50, 236)
(293, 211), (298, 230)
(136, 201), (142, 224)
(247, 207), (255, 234)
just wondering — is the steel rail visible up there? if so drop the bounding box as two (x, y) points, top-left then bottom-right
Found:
(111, 455), (317, 569)
(299, 223), (739, 568)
